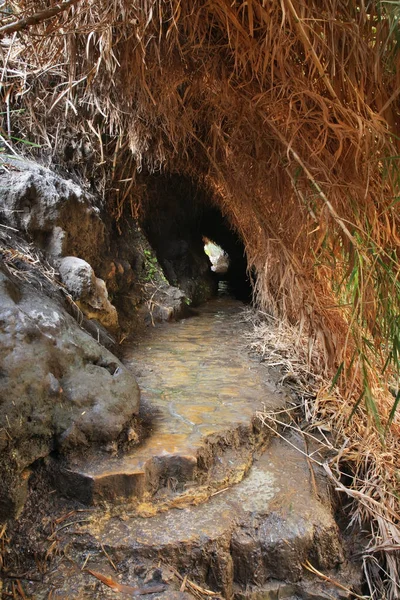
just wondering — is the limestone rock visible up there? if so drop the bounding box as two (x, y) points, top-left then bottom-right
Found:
(0, 157), (105, 268)
(59, 256), (95, 297)
(57, 363), (138, 448)
(59, 256), (118, 330)
(0, 160), (193, 330)
(0, 263), (140, 521)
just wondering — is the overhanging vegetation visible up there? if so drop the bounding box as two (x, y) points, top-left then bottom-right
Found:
(1, 1), (399, 596)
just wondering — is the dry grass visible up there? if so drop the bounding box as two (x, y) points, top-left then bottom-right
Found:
(1, 1), (400, 597)
(245, 307), (400, 599)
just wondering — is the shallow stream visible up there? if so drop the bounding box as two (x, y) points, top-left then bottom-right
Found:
(123, 294), (283, 464)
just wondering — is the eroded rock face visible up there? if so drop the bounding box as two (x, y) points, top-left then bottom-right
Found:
(59, 256), (118, 330)
(0, 158), (105, 268)
(0, 264), (140, 521)
(0, 159), (190, 331)
(0, 159), (120, 332)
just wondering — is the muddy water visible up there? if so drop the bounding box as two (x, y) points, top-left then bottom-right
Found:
(59, 294), (287, 505)
(12, 296), (356, 600)
(123, 295), (284, 465)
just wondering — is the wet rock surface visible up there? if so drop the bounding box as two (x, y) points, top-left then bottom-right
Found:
(13, 437), (359, 600)
(0, 263), (140, 521)
(35, 297), (361, 599)
(0, 289), (362, 599)
(59, 256), (118, 330)
(56, 298), (287, 505)
(90, 438), (343, 593)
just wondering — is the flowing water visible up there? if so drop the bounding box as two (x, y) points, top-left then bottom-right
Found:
(59, 292), (286, 505)
(122, 294), (285, 476)
(9, 294), (357, 599)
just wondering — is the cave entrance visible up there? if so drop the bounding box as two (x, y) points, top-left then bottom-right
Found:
(141, 174), (252, 305)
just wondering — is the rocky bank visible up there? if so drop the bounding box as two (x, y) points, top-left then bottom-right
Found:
(0, 157), (200, 520)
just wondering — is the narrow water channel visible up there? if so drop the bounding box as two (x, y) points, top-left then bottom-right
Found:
(5, 294), (354, 600)
(58, 290), (285, 506)
(122, 293), (283, 466)
(55, 294), (349, 600)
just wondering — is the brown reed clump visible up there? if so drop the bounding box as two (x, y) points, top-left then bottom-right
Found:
(1, 1), (399, 597)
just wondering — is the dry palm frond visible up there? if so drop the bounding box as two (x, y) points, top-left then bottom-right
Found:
(247, 308), (400, 600)
(1, 1), (400, 597)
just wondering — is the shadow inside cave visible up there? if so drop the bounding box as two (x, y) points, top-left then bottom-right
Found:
(140, 173), (252, 305)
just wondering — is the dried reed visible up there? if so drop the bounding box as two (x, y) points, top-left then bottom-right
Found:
(1, 1), (400, 597)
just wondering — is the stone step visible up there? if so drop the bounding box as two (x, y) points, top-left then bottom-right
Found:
(233, 579), (355, 599)
(43, 436), (360, 600)
(55, 413), (274, 506)
(54, 299), (288, 507)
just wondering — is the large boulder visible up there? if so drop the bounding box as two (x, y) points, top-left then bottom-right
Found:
(0, 263), (140, 521)
(59, 256), (118, 330)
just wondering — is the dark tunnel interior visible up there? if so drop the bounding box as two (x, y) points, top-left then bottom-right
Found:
(141, 174), (252, 304)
